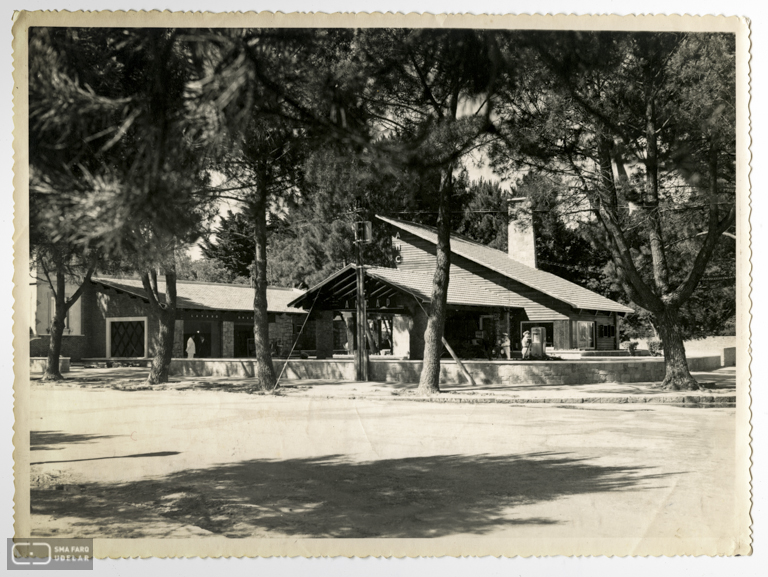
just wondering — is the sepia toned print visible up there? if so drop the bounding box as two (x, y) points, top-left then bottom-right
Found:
(12, 11), (751, 558)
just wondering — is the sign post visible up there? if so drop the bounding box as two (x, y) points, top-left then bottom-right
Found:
(354, 216), (372, 381)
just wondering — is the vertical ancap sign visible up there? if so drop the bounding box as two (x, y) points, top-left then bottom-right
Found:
(507, 197), (537, 269)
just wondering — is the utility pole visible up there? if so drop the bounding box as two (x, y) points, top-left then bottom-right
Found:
(353, 200), (372, 381)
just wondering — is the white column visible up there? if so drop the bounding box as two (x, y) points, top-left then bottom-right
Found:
(392, 314), (412, 359)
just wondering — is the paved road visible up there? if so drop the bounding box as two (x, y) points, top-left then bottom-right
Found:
(27, 386), (740, 552)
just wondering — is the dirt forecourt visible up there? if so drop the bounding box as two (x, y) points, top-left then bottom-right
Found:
(26, 380), (739, 543)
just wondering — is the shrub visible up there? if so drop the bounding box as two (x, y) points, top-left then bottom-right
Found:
(621, 341), (639, 356)
(647, 339), (664, 356)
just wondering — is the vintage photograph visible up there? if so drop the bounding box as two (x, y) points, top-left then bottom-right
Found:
(14, 12), (750, 558)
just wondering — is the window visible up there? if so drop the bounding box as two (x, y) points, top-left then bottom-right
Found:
(106, 317), (147, 358)
(598, 324), (616, 339)
(577, 321), (596, 349)
(48, 297), (69, 333)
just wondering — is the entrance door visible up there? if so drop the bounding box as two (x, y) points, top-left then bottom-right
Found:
(577, 321), (595, 349)
(184, 321), (212, 358)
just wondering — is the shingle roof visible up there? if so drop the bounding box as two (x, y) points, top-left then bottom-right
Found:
(377, 215), (634, 314)
(92, 277), (307, 314)
(366, 266), (514, 309)
(287, 264), (517, 310)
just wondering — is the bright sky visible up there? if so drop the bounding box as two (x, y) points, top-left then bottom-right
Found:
(187, 152), (507, 261)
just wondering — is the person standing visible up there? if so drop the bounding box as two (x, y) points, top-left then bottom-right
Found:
(186, 335), (196, 359)
(521, 330), (532, 360)
(500, 332), (511, 359)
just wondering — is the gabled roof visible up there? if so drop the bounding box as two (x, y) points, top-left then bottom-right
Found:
(287, 264), (515, 310)
(377, 215), (634, 314)
(367, 266), (513, 309)
(92, 277), (307, 314)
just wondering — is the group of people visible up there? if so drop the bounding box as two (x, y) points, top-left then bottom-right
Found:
(495, 330), (533, 360)
(185, 333), (208, 359)
(181, 330), (535, 360)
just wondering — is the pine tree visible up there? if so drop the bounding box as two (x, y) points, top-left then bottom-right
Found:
(490, 31), (736, 390)
(30, 28), (224, 384)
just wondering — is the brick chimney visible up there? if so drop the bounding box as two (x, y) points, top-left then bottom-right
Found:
(507, 197), (537, 268)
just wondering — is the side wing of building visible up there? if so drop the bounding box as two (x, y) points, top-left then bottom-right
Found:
(392, 230), (622, 351)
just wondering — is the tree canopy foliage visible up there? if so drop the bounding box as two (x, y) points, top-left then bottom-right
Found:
(486, 31), (736, 389)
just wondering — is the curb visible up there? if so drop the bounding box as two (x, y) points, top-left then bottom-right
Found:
(345, 394), (737, 406)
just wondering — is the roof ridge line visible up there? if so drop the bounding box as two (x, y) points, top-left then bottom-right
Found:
(94, 275), (303, 291)
(376, 214), (499, 252)
(375, 215), (633, 314)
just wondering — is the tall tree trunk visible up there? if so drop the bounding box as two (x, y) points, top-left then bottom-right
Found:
(644, 92), (671, 295)
(144, 269), (177, 385)
(652, 307), (701, 391)
(596, 139), (704, 392)
(418, 169), (452, 395)
(146, 305), (175, 384)
(40, 253), (95, 381)
(42, 259), (67, 381)
(44, 320), (65, 380)
(251, 171), (277, 390)
(43, 304), (66, 380)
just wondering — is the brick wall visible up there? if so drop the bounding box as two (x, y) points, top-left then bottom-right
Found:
(29, 335), (87, 362)
(82, 283), (157, 358)
(273, 314), (296, 355)
(173, 320), (184, 358)
(222, 321), (234, 357)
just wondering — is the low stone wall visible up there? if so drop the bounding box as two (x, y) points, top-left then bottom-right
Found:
(372, 358), (668, 385)
(167, 357), (672, 385)
(276, 359), (357, 380)
(82, 358), (152, 368)
(30, 357), (70, 373)
(687, 355), (723, 372)
(166, 354), (724, 384)
(168, 358), (358, 380)
(721, 347), (736, 367)
(554, 350), (631, 359)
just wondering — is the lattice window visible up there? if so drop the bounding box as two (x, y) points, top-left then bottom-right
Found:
(110, 321), (145, 357)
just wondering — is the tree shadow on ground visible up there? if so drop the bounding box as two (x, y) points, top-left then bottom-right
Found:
(31, 451), (677, 539)
(31, 451), (181, 466)
(30, 431), (118, 451)
(690, 371), (736, 390)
